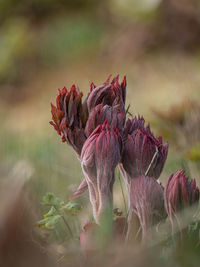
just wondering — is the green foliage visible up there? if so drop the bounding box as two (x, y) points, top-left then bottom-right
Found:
(39, 16), (104, 65)
(42, 193), (65, 209)
(110, 0), (160, 22)
(38, 214), (61, 229)
(37, 193), (82, 231)
(187, 143), (200, 162)
(62, 202), (83, 216)
(0, 0), (103, 22)
(0, 18), (33, 84)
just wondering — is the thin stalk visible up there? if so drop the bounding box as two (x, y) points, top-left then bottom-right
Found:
(50, 204), (73, 238)
(118, 171), (127, 216)
(61, 214), (73, 238)
(145, 147), (158, 176)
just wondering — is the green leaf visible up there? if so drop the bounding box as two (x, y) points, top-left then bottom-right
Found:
(186, 142), (200, 162)
(42, 193), (64, 209)
(44, 206), (57, 218)
(37, 215), (61, 229)
(37, 217), (50, 228)
(61, 201), (82, 216)
(45, 215), (61, 229)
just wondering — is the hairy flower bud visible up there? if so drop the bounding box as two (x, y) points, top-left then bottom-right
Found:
(164, 169), (199, 218)
(81, 121), (122, 223)
(121, 116), (168, 181)
(130, 175), (166, 240)
(50, 85), (87, 156)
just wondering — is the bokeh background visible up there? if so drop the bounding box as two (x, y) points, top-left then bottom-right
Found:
(1, 0), (200, 265)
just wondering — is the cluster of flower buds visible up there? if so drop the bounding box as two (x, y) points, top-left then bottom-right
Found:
(50, 75), (199, 247)
(50, 75), (126, 222)
(50, 75), (126, 157)
(81, 121), (122, 222)
(164, 170), (199, 219)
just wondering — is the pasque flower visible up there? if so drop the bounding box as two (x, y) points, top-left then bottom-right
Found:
(50, 75), (126, 158)
(85, 103), (125, 137)
(69, 75), (126, 198)
(87, 74), (126, 113)
(120, 116), (168, 187)
(81, 121), (122, 223)
(50, 85), (87, 156)
(164, 169), (199, 219)
(130, 175), (166, 240)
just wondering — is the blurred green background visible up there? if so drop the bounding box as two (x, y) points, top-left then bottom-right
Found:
(1, 0), (200, 223)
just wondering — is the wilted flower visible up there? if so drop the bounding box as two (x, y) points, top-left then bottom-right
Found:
(50, 85), (87, 156)
(130, 175), (166, 240)
(121, 116), (168, 185)
(164, 169), (199, 219)
(81, 121), (122, 223)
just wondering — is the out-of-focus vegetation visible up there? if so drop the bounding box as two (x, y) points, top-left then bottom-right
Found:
(1, 0), (200, 266)
(1, 0), (200, 89)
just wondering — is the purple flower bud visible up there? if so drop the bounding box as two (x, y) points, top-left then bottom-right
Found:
(130, 175), (166, 240)
(81, 121), (122, 223)
(50, 75), (126, 157)
(164, 169), (199, 218)
(123, 116), (146, 136)
(121, 116), (168, 180)
(85, 103), (125, 137)
(87, 75), (126, 113)
(50, 85), (87, 156)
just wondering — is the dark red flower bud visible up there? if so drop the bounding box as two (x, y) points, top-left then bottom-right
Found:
(85, 103), (125, 137)
(81, 121), (122, 223)
(123, 116), (146, 136)
(130, 175), (166, 240)
(164, 169), (199, 218)
(121, 116), (168, 180)
(50, 85), (87, 156)
(50, 75), (126, 157)
(87, 75), (126, 113)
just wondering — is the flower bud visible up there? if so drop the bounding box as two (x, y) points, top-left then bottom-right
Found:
(50, 75), (126, 158)
(81, 121), (122, 223)
(121, 116), (168, 180)
(50, 85), (87, 156)
(85, 103), (125, 137)
(164, 169), (199, 218)
(87, 75), (126, 113)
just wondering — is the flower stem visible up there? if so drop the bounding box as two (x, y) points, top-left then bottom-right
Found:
(118, 171), (127, 216)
